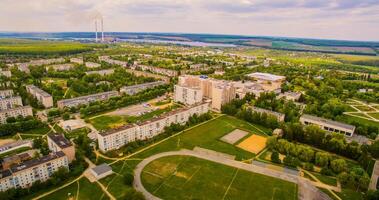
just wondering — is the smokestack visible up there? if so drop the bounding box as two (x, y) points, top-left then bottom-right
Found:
(95, 20), (98, 42)
(101, 18), (104, 42)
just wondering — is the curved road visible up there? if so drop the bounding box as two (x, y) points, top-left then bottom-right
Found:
(133, 149), (331, 200)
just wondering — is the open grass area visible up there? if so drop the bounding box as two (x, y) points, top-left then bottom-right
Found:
(341, 114), (379, 128)
(42, 77), (67, 88)
(368, 112), (379, 120)
(89, 115), (127, 131)
(20, 125), (51, 135)
(354, 105), (376, 112)
(40, 178), (109, 200)
(311, 172), (338, 186)
(336, 189), (364, 200)
(141, 155), (298, 200)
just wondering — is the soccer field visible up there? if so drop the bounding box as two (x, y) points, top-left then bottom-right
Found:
(141, 155), (298, 200)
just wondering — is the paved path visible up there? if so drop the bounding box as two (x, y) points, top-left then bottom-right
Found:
(133, 149), (330, 200)
(369, 160), (379, 190)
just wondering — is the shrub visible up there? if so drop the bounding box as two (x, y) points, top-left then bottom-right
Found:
(303, 162), (314, 171)
(320, 167), (334, 176)
(270, 151), (281, 164)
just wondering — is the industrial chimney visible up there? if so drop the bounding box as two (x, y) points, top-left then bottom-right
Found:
(95, 20), (98, 42)
(101, 18), (104, 42)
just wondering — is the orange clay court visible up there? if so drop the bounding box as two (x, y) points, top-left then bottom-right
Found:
(237, 134), (267, 154)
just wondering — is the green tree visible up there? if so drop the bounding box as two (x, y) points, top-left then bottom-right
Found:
(330, 159), (347, 174)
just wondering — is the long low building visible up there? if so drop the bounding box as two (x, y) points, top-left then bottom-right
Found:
(0, 70), (11, 78)
(251, 106), (285, 122)
(46, 63), (74, 71)
(0, 96), (23, 111)
(26, 85), (53, 108)
(57, 91), (120, 109)
(134, 64), (179, 77)
(0, 106), (33, 124)
(120, 81), (166, 95)
(0, 151), (68, 191)
(97, 102), (209, 152)
(0, 90), (13, 98)
(85, 69), (114, 76)
(300, 114), (355, 137)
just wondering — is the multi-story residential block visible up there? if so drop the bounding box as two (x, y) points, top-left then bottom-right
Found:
(246, 72), (286, 92)
(134, 65), (179, 77)
(174, 85), (203, 105)
(251, 106), (285, 122)
(46, 63), (74, 71)
(0, 152), (68, 191)
(277, 91), (302, 101)
(99, 56), (128, 67)
(0, 70), (11, 78)
(9, 58), (65, 74)
(0, 106), (33, 124)
(2, 153), (31, 170)
(120, 81), (165, 95)
(97, 102), (209, 152)
(47, 134), (76, 163)
(85, 69), (114, 76)
(70, 57), (84, 65)
(0, 90), (14, 98)
(0, 96), (23, 111)
(57, 91), (120, 109)
(125, 68), (170, 83)
(25, 85), (53, 108)
(211, 82), (235, 111)
(85, 62), (101, 68)
(300, 114), (355, 137)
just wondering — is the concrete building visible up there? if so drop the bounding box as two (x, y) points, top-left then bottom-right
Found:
(277, 91), (302, 101)
(300, 114), (355, 137)
(85, 62), (101, 68)
(174, 85), (203, 105)
(47, 134), (76, 163)
(134, 65), (178, 77)
(70, 58), (84, 65)
(97, 102), (209, 152)
(25, 85), (53, 108)
(2, 153), (31, 170)
(0, 96), (23, 111)
(9, 58), (65, 74)
(211, 82), (236, 111)
(120, 81), (165, 95)
(46, 63), (74, 71)
(0, 140), (33, 155)
(0, 70), (11, 78)
(251, 106), (285, 122)
(90, 163), (113, 180)
(57, 91), (119, 109)
(0, 152), (68, 191)
(0, 90), (13, 98)
(85, 69), (114, 76)
(247, 72), (286, 91)
(0, 106), (33, 124)
(99, 56), (128, 67)
(59, 119), (87, 131)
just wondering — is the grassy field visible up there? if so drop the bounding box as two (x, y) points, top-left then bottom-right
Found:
(311, 172), (337, 186)
(20, 125), (51, 135)
(341, 114), (379, 129)
(368, 112), (379, 120)
(40, 178), (109, 200)
(0, 38), (102, 55)
(336, 189), (364, 200)
(141, 155), (298, 200)
(89, 115), (126, 131)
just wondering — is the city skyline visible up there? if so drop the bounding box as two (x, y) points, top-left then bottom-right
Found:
(0, 0), (379, 41)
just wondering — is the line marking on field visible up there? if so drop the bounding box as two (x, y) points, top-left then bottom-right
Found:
(271, 188), (278, 200)
(222, 168), (239, 200)
(75, 181), (80, 200)
(143, 171), (164, 179)
(182, 166), (202, 188)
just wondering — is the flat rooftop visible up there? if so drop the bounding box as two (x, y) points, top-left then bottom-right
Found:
(48, 134), (73, 148)
(91, 163), (112, 176)
(301, 114), (355, 131)
(247, 72), (286, 82)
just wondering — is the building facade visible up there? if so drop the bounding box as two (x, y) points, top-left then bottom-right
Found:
(85, 69), (114, 76)
(174, 85), (203, 105)
(251, 106), (285, 122)
(97, 102), (209, 152)
(57, 91), (120, 109)
(70, 58), (84, 65)
(0, 106), (33, 124)
(26, 85), (54, 108)
(0, 70), (11, 78)
(0, 152), (68, 191)
(300, 114), (355, 137)
(0, 96), (23, 111)
(0, 90), (13, 98)
(47, 134), (76, 163)
(120, 81), (165, 95)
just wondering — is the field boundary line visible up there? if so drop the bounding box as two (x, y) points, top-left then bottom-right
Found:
(222, 168), (239, 200)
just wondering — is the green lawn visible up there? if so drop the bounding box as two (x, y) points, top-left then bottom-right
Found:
(368, 112), (379, 120)
(311, 172), (338, 186)
(141, 155), (298, 200)
(40, 178), (109, 200)
(354, 105), (375, 112)
(89, 115), (126, 131)
(336, 189), (364, 200)
(21, 125), (51, 135)
(341, 114), (379, 128)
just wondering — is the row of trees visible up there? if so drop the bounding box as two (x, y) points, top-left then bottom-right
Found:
(0, 116), (46, 137)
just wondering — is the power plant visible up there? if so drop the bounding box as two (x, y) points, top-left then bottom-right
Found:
(94, 17), (104, 42)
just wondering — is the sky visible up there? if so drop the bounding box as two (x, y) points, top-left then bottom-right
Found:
(0, 0), (378, 41)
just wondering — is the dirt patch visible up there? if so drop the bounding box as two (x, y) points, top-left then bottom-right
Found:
(0, 139), (16, 146)
(237, 135), (267, 154)
(220, 129), (249, 144)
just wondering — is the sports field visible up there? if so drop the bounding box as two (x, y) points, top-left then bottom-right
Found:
(237, 134), (267, 154)
(141, 155), (298, 200)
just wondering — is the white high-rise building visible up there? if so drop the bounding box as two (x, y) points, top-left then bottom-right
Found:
(174, 85), (203, 105)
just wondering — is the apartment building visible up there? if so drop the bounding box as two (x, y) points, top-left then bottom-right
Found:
(99, 56), (128, 67)
(70, 58), (84, 65)
(125, 68), (170, 83)
(277, 91), (302, 101)
(85, 69), (114, 76)
(57, 91), (120, 109)
(174, 85), (203, 105)
(120, 81), (165, 95)
(0, 152), (68, 191)
(178, 75), (236, 111)
(85, 62), (101, 68)
(0, 106), (33, 124)
(251, 106), (285, 122)
(300, 114), (355, 137)
(97, 102), (209, 152)
(247, 72), (286, 91)
(46, 63), (74, 71)
(0, 90), (13, 98)
(47, 134), (76, 163)
(9, 58), (65, 74)
(0, 70), (11, 78)
(0, 96), (23, 110)
(135, 65), (179, 77)
(25, 85), (53, 108)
